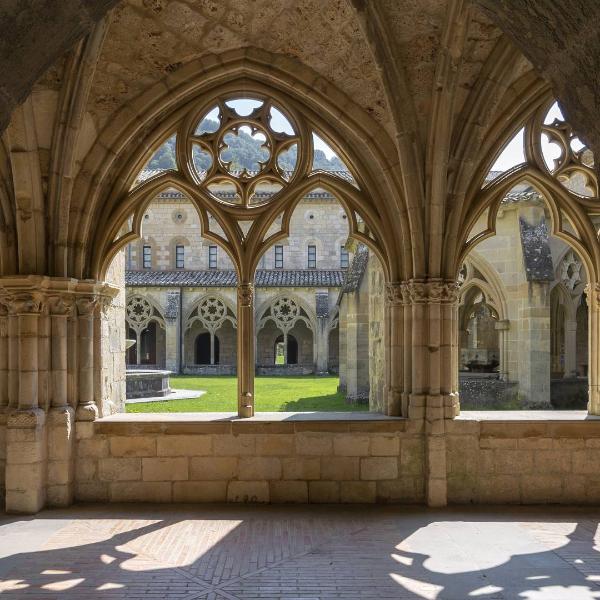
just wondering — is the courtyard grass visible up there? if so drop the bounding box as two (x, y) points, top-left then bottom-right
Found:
(126, 375), (369, 413)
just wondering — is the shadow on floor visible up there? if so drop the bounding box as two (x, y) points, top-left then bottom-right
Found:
(1, 505), (600, 599)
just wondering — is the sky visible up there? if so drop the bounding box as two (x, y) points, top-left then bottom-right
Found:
(490, 102), (577, 172)
(215, 99), (583, 172)
(224, 98), (338, 160)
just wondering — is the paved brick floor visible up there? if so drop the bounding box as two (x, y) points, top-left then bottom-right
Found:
(2, 505), (600, 599)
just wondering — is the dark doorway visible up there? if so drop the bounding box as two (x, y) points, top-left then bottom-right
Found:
(140, 321), (157, 365)
(274, 334), (298, 365)
(195, 332), (220, 365)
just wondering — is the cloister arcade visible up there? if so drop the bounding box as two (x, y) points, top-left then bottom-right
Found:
(4, 0), (600, 515)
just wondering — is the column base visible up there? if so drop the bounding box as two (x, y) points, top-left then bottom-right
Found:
(5, 408), (47, 514)
(76, 402), (98, 421)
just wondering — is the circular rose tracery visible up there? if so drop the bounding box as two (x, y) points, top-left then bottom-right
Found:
(185, 97), (302, 207)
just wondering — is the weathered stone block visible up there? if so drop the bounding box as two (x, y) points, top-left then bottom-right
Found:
(321, 456), (359, 480)
(370, 435), (400, 456)
(76, 422), (95, 440)
(282, 457), (320, 480)
(75, 458), (97, 481)
(76, 482), (109, 503)
(238, 457), (281, 480)
(295, 433), (333, 455)
(400, 439), (424, 475)
(227, 481), (269, 503)
(493, 450), (534, 475)
(213, 434), (255, 456)
(110, 481), (172, 502)
(173, 481), (227, 502)
(190, 457), (237, 480)
(333, 435), (370, 456)
(98, 457), (141, 481)
(6, 441), (45, 464)
(533, 450), (571, 473)
(143, 457), (188, 481)
(309, 481), (340, 503)
(521, 475), (563, 503)
(480, 438), (518, 449)
(78, 438), (109, 459)
(47, 460), (71, 486)
(157, 435), (212, 457)
(340, 481), (376, 503)
(270, 481), (308, 503)
(255, 434), (294, 455)
(477, 476), (520, 503)
(110, 436), (156, 457)
(47, 485), (72, 508)
(361, 457), (398, 481)
(376, 478), (421, 503)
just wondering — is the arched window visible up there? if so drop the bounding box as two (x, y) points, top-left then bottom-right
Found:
(102, 89), (392, 417)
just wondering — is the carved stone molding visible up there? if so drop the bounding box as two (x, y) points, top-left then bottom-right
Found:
(7, 407), (45, 429)
(385, 282), (404, 305)
(585, 283), (600, 309)
(4, 293), (44, 315)
(237, 284), (254, 308)
(404, 280), (460, 305)
(48, 295), (75, 317)
(76, 296), (98, 317)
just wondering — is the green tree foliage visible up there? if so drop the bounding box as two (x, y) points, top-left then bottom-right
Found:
(147, 121), (347, 172)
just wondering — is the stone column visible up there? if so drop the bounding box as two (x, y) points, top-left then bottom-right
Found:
(586, 284), (600, 414)
(164, 320), (179, 372)
(564, 318), (578, 377)
(0, 307), (8, 498)
(75, 297), (98, 421)
(385, 283), (403, 416)
(495, 319), (510, 381)
(404, 280), (460, 507)
(5, 293), (47, 513)
(46, 295), (76, 506)
(237, 283), (254, 417)
(517, 282), (551, 408)
(315, 318), (329, 374)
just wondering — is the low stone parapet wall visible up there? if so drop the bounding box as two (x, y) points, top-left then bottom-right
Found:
(447, 414), (600, 503)
(74, 416), (425, 504)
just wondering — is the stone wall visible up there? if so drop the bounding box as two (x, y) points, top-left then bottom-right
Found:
(369, 257), (385, 412)
(99, 251), (126, 416)
(446, 418), (600, 504)
(130, 196), (351, 271)
(75, 419), (425, 504)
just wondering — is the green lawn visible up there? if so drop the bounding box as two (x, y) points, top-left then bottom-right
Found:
(126, 375), (368, 413)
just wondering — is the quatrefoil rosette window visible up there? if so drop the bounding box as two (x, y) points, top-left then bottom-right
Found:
(186, 296), (237, 334)
(526, 101), (598, 199)
(258, 296), (313, 334)
(181, 97), (307, 208)
(126, 296), (165, 334)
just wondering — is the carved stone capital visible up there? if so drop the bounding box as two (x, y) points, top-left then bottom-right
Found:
(405, 280), (459, 305)
(5, 293), (44, 315)
(48, 294), (75, 317)
(385, 283), (404, 305)
(76, 296), (99, 317)
(237, 284), (254, 308)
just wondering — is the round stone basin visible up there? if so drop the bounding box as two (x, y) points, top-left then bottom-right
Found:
(126, 369), (172, 399)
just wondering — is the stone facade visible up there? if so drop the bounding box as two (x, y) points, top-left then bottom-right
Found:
(458, 188), (589, 409)
(124, 190), (369, 385)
